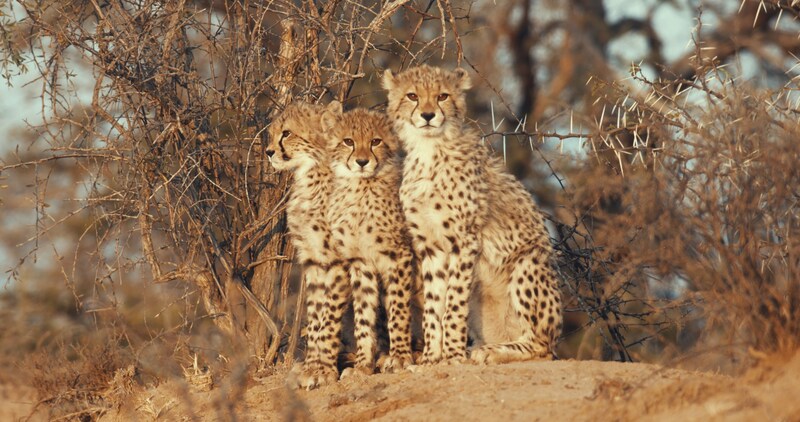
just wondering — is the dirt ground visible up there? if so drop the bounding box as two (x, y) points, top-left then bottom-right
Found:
(8, 354), (800, 421)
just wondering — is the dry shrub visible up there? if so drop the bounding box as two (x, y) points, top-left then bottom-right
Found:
(560, 52), (800, 366)
(26, 338), (138, 420)
(0, 0), (471, 374)
(660, 86), (800, 357)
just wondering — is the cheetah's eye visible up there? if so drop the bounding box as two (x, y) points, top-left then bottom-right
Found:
(282, 130), (292, 137)
(371, 138), (382, 147)
(437, 93), (449, 101)
(406, 93), (418, 101)
(343, 138), (354, 147)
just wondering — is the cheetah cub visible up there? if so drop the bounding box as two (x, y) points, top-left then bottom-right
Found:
(265, 102), (350, 389)
(383, 65), (563, 364)
(320, 103), (415, 375)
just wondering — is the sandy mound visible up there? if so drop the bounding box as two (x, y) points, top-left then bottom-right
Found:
(10, 354), (800, 421)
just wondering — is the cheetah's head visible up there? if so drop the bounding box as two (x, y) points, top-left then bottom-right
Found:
(321, 102), (399, 179)
(382, 65), (471, 139)
(265, 102), (327, 172)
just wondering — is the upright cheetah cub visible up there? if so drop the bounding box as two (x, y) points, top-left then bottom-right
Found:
(383, 65), (563, 364)
(265, 102), (349, 389)
(320, 103), (415, 375)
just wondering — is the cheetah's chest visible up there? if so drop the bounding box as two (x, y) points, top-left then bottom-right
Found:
(330, 183), (393, 259)
(400, 155), (476, 231)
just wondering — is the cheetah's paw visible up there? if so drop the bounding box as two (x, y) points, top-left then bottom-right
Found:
(442, 355), (470, 365)
(404, 355), (440, 373)
(469, 346), (501, 365)
(289, 362), (338, 390)
(339, 365), (374, 381)
(416, 353), (442, 366)
(380, 353), (413, 374)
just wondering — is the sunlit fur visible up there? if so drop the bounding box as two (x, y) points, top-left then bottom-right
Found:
(265, 102), (328, 172)
(320, 105), (416, 375)
(384, 65), (563, 365)
(382, 64), (471, 141)
(266, 102), (347, 390)
(324, 108), (400, 179)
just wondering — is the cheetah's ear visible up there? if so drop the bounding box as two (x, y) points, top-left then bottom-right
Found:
(321, 100), (342, 131)
(453, 68), (472, 91)
(382, 69), (396, 90)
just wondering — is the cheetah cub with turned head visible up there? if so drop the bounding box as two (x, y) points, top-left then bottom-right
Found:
(320, 103), (415, 375)
(383, 65), (562, 364)
(265, 102), (350, 389)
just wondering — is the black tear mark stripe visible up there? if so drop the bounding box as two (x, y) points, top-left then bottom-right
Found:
(370, 148), (379, 166)
(346, 147), (354, 171)
(279, 133), (291, 161)
(437, 102), (447, 124)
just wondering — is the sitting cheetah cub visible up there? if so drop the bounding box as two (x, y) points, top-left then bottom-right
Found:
(383, 65), (563, 364)
(320, 103), (415, 375)
(265, 102), (350, 389)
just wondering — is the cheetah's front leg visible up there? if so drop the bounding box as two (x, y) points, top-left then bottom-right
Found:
(418, 249), (448, 364)
(341, 262), (379, 378)
(379, 253), (414, 373)
(441, 236), (479, 362)
(292, 266), (346, 390)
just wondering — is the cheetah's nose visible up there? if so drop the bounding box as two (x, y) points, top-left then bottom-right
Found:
(356, 159), (369, 168)
(421, 112), (435, 122)
(266, 149), (275, 157)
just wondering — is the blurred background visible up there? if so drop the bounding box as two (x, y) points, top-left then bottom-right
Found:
(1, 0), (799, 417)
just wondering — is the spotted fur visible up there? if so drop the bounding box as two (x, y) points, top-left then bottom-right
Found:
(266, 102), (347, 389)
(321, 104), (415, 375)
(383, 65), (563, 364)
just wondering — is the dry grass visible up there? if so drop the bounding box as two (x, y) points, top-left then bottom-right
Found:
(25, 340), (136, 420)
